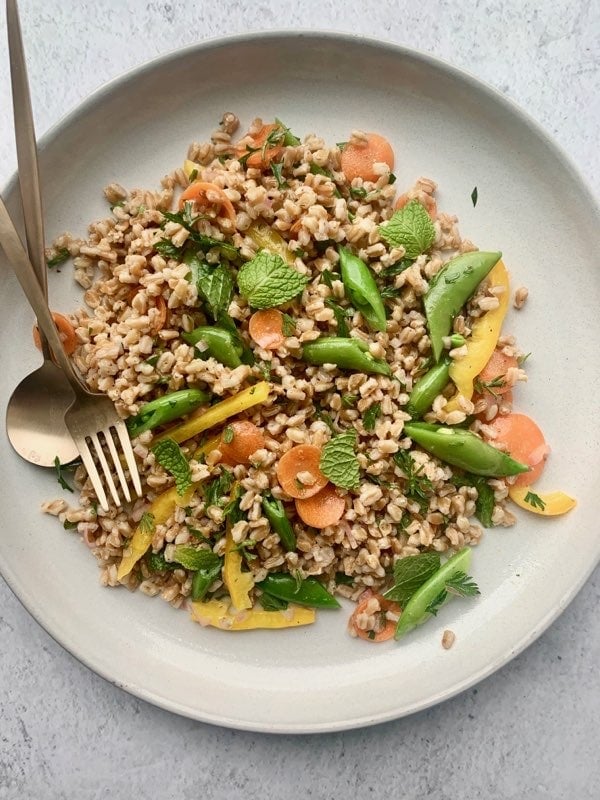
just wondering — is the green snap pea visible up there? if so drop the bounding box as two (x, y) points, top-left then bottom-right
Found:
(424, 251), (501, 361)
(257, 573), (341, 609)
(406, 357), (451, 418)
(191, 559), (223, 602)
(404, 421), (529, 477)
(338, 246), (387, 333)
(301, 337), (391, 376)
(395, 547), (472, 639)
(262, 496), (296, 552)
(126, 388), (210, 438)
(183, 326), (243, 368)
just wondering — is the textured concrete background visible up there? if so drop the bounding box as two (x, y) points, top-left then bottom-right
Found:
(0, 1), (599, 798)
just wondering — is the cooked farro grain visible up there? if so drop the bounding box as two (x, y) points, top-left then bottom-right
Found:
(43, 115), (545, 643)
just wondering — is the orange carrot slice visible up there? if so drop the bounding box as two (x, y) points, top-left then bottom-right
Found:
(395, 192), (437, 220)
(477, 349), (518, 395)
(33, 312), (78, 356)
(179, 180), (237, 222)
(248, 309), (285, 350)
(276, 444), (328, 499)
(341, 133), (394, 183)
(236, 123), (283, 169)
(348, 589), (400, 642)
(217, 420), (266, 466)
(486, 413), (550, 487)
(295, 483), (345, 528)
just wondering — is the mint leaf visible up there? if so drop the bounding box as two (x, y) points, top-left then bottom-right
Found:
(152, 438), (192, 495)
(147, 551), (177, 572)
(237, 251), (308, 309)
(378, 200), (435, 259)
(320, 429), (360, 490)
(186, 254), (233, 320)
(170, 545), (221, 571)
(384, 552), (441, 605)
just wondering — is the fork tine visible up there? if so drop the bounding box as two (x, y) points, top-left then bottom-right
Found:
(115, 420), (142, 497)
(75, 435), (109, 512)
(104, 427), (131, 503)
(90, 432), (121, 508)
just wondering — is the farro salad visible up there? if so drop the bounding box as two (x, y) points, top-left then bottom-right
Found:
(43, 114), (575, 644)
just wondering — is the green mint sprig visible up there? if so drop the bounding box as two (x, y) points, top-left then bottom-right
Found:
(152, 438), (192, 495)
(378, 200), (435, 259)
(320, 429), (360, 490)
(237, 251), (308, 309)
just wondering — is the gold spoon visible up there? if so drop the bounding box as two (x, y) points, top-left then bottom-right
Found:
(4, 0), (79, 467)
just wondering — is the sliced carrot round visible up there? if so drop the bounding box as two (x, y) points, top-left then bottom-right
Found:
(477, 349), (518, 395)
(348, 589), (400, 642)
(395, 192), (437, 220)
(217, 420), (266, 466)
(248, 309), (285, 350)
(33, 312), (78, 355)
(341, 133), (394, 183)
(179, 180), (237, 222)
(276, 444), (328, 499)
(486, 413), (549, 487)
(236, 123), (282, 169)
(295, 483), (345, 528)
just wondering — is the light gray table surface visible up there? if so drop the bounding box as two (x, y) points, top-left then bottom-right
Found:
(0, 1), (598, 798)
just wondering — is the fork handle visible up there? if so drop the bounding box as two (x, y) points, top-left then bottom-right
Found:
(0, 195), (86, 393)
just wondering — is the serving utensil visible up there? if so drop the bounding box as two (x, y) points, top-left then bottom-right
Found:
(4, 0), (79, 467)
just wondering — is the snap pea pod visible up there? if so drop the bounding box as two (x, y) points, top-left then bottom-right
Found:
(425, 251), (501, 362)
(395, 547), (473, 639)
(338, 246), (387, 333)
(404, 421), (529, 477)
(191, 559), (223, 602)
(257, 573), (341, 609)
(183, 326), (243, 368)
(262, 496), (296, 552)
(301, 337), (391, 376)
(126, 388), (210, 438)
(406, 357), (451, 418)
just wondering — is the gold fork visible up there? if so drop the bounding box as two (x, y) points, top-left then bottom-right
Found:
(0, 197), (142, 511)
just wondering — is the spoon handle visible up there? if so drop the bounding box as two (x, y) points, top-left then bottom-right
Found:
(0, 196), (85, 393)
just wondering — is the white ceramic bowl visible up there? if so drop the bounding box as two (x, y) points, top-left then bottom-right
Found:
(1, 32), (599, 732)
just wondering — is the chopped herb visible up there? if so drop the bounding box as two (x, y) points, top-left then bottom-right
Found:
(445, 571), (480, 597)
(341, 393), (358, 408)
(471, 186), (478, 207)
(324, 298), (351, 337)
(393, 450), (433, 513)
(222, 425), (235, 445)
(349, 186), (368, 200)
(152, 438), (192, 495)
(188, 168), (198, 182)
(473, 374), (506, 399)
(256, 361), (271, 381)
(517, 352), (531, 366)
(388, 173), (397, 185)
(320, 429), (360, 490)
(315, 409), (335, 432)
(274, 117), (301, 146)
(381, 258), (414, 278)
(347, 211), (356, 222)
(186, 255), (234, 320)
(270, 161), (288, 190)
(53, 456), (74, 493)
(281, 313), (296, 337)
(145, 353), (161, 368)
(309, 163), (342, 197)
(221, 484), (244, 524)
(336, 141), (348, 150)
(292, 569), (304, 592)
(524, 491), (546, 511)
(63, 519), (78, 530)
(380, 286), (402, 300)
(204, 469), (234, 509)
(147, 551), (178, 572)
(188, 528), (211, 543)
(259, 593), (289, 611)
(110, 200), (125, 212)
(155, 238), (183, 259)
(139, 511), (156, 535)
(425, 588), (448, 617)
(320, 269), (335, 289)
(335, 572), (354, 586)
(47, 248), (70, 269)
(367, 630), (376, 640)
(363, 402), (381, 432)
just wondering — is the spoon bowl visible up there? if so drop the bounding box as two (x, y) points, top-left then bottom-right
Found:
(6, 358), (78, 466)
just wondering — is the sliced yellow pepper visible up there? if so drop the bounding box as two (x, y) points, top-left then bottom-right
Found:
(445, 259), (510, 412)
(508, 485), (577, 516)
(117, 484), (194, 580)
(190, 598), (316, 630)
(153, 381), (271, 445)
(223, 524), (254, 610)
(183, 159), (201, 180)
(246, 222), (296, 266)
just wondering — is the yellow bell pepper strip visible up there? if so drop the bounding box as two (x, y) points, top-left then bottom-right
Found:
(445, 259), (510, 413)
(193, 434), (221, 461)
(190, 598), (316, 630)
(117, 484), (195, 580)
(508, 485), (577, 516)
(153, 381), (271, 445)
(246, 221), (296, 266)
(223, 523), (254, 610)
